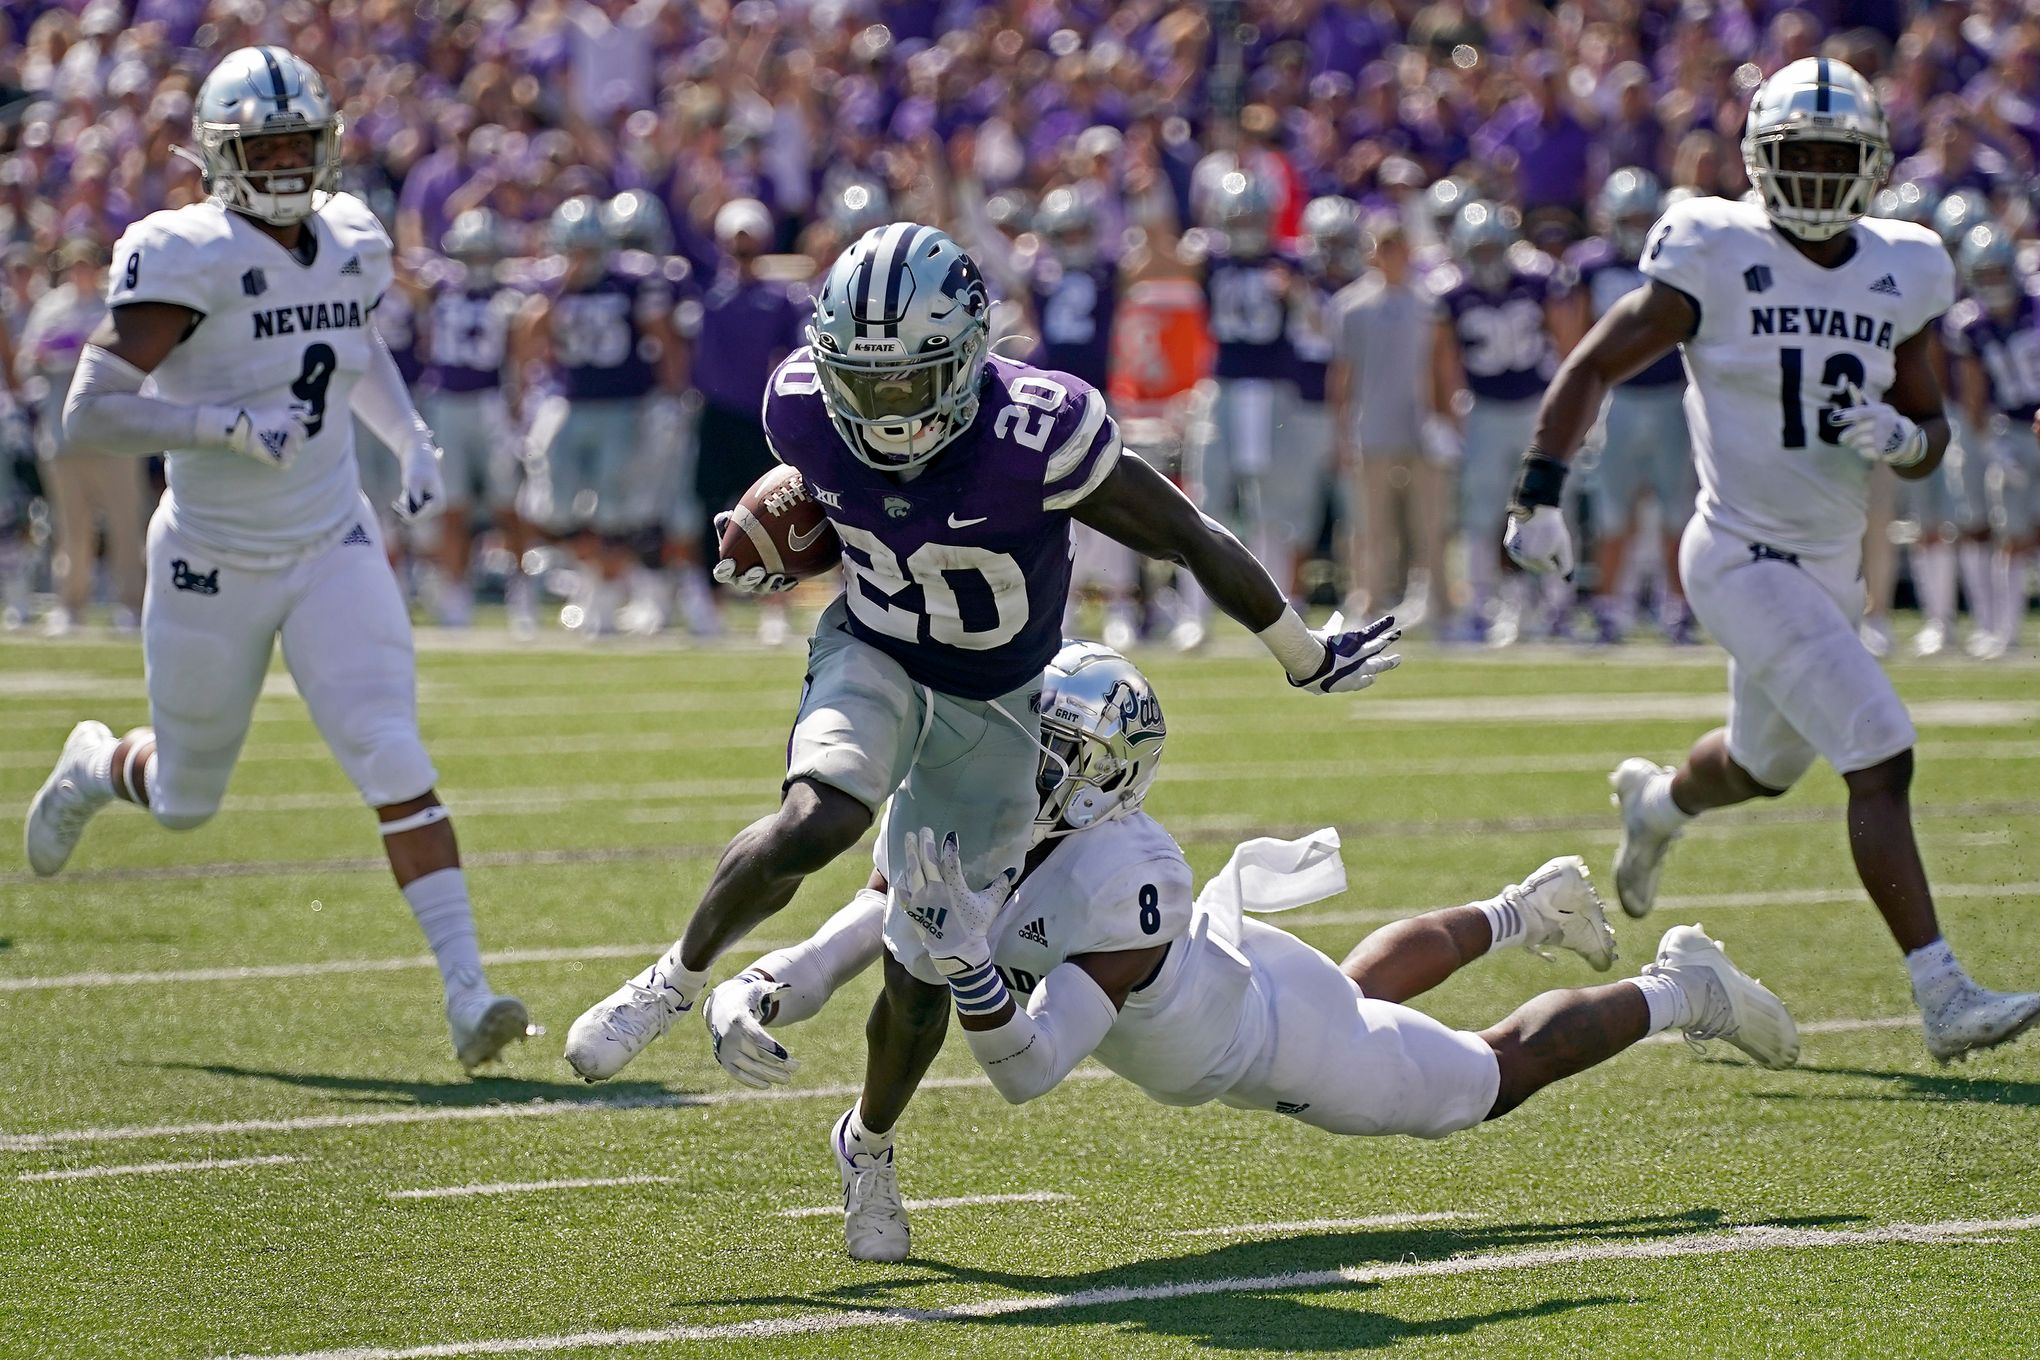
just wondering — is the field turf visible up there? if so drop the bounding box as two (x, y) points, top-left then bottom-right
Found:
(4, 616), (2038, 1359)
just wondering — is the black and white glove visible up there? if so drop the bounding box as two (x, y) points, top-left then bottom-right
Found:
(395, 442), (446, 522)
(703, 969), (798, 1089)
(1502, 449), (1575, 576)
(1288, 611), (1403, 695)
(1833, 390), (1929, 470)
(204, 404), (309, 470)
(898, 826), (1011, 978)
(710, 511), (801, 594)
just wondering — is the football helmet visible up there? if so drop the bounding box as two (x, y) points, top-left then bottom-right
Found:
(1931, 188), (1993, 252)
(441, 208), (500, 265)
(1205, 170), (1273, 258)
(193, 46), (342, 226)
(548, 195), (608, 256)
(1597, 166), (1665, 263)
(1451, 200), (1518, 291)
(1035, 186), (1098, 269)
(1958, 222), (2021, 314)
(1033, 641), (1166, 845)
(1300, 195), (1366, 281)
(601, 189), (673, 255)
(807, 222), (993, 471)
(1741, 57), (1892, 242)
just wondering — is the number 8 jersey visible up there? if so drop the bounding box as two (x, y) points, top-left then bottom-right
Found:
(763, 350), (1121, 700)
(1641, 195), (1952, 556)
(108, 191), (395, 560)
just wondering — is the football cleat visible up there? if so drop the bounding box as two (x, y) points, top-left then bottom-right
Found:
(1609, 758), (1682, 918)
(1917, 976), (2040, 1063)
(833, 1107), (909, 1262)
(25, 720), (115, 877)
(1910, 621), (1947, 658)
(1508, 855), (1617, 971)
(564, 964), (690, 1082)
(1645, 924), (1799, 1069)
(450, 992), (532, 1072)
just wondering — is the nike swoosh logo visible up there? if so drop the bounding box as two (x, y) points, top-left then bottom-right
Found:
(787, 521), (827, 551)
(948, 514), (988, 528)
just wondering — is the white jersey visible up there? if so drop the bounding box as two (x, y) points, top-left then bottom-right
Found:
(1641, 196), (1953, 556)
(108, 193), (395, 561)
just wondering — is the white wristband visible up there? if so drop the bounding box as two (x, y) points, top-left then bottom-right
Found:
(1257, 606), (1327, 681)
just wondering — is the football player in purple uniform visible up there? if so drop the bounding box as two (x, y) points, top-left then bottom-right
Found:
(565, 224), (1406, 1128)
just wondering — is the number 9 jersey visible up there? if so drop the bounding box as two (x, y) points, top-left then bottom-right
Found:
(1641, 195), (1952, 557)
(108, 191), (395, 560)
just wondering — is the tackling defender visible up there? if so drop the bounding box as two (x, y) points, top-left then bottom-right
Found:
(564, 223), (1405, 1088)
(23, 47), (528, 1071)
(703, 642), (1796, 1261)
(1501, 58), (2039, 1060)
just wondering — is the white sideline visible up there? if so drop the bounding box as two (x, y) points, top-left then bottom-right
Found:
(224, 1215), (2040, 1360)
(1170, 1211), (1478, 1237)
(388, 1174), (684, 1201)
(771, 1190), (1077, 1223)
(0, 1015), (1931, 1155)
(18, 1153), (296, 1183)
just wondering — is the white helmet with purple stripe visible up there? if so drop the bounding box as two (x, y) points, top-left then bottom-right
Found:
(807, 221), (993, 471)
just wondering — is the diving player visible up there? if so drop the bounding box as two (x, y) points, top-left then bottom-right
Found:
(702, 642), (1795, 1261)
(1501, 57), (2040, 1060)
(564, 222), (1407, 1091)
(24, 46), (528, 1071)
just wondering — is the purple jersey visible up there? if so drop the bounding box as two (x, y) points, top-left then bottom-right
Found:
(1287, 276), (1337, 404)
(693, 270), (807, 415)
(1204, 253), (1299, 381)
(551, 257), (675, 401)
(1945, 292), (2040, 422)
(763, 350), (1122, 700)
(1029, 259), (1118, 389)
(1434, 259), (1560, 403)
(373, 286), (423, 386)
(420, 274), (519, 395)
(1569, 239), (1683, 389)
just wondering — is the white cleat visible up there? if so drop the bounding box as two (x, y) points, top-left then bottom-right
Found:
(1918, 976), (2040, 1063)
(1609, 758), (1681, 919)
(450, 992), (532, 1072)
(1645, 924), (1799, 1069)
(1507, 855), (1617, 971)
(832, 1107), (909, 1263)
(24, 720), (115, 877)
(1911, 622), (1948, 658)
(564, 964), (688, 1082)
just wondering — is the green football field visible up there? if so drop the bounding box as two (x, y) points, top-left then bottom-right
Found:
(4, 616), (2038, 1359)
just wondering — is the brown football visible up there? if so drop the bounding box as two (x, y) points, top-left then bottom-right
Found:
(719, 464), (843, 581)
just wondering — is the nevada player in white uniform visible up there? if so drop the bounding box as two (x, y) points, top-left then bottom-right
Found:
(23, 47), (529, 1071)
(1503, 58), (2040, 1060)
(703, 643), (1796, 1261)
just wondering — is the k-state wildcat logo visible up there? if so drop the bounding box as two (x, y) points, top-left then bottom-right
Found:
(169, 559), (219, 595)
(883, 495), (912, 519)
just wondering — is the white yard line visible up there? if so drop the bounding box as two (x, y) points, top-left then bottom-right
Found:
(224, 1215), (2040, 1360)
(387, 1174), (685, 1201)
(17, 1153), (296, 1183)
(1169, 1211), (1478, 1238)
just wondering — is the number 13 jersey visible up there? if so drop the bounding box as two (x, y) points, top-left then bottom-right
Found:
(108, 192), (395, 560)
(764, 350), (1122, 700)
(1641, 195), (1952, 557)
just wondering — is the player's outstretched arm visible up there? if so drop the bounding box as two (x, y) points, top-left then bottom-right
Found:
(353, 327), (445, 520)
(1075, 452), (1401, 694)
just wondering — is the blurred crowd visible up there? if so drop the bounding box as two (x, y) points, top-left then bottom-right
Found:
(2, 0), (2038, 649)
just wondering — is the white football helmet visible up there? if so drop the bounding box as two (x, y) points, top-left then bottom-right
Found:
(193, 46), (342, 226)
(1741, 57), (1892, 242)
(806, 222), (993, 471)
(1032, 641), (1166, 846)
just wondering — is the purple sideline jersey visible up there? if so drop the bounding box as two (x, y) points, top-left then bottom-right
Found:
(1288, 276), (1336, 404)
(420, 272), (520, 395)
(1029, 259), (1118, 389)
(1433, 258), (1561, 403)
(550, 255), (678, 401)
(1205, 252), (1299, 381)
(1568, 238), (1684, 389)
(763, 349), (1122, 700)
(1945, 290), (2040, 423)
(693, 270), (808, 414)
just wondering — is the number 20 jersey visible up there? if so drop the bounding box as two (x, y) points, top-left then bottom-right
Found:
(1641, 195), (1952, 556)
(108, 192), (394, 560)
(763, 350), (1122, 700)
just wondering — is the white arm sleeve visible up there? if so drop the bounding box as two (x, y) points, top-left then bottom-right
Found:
(962, 961), (1120, 1105)
(61, 344), (237, 457)
(750, 888), (887, 1027)
(349, 327), (434, 460)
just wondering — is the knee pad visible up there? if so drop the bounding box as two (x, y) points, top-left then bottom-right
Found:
(346, 728), (437, 809)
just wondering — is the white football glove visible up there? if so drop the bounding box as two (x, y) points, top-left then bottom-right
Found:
(703, 969), (798, 1089)
(1503, 504), (1575, 576)
(1421, 413), (1464, 464)
(395, 441), (447, 522)
(1287, 611), (1403, 695)
(1832, 388), (1929, 469)
(206, 404), (309, 470)
(710, 510), (801, 594)
(897, 826), (1011, 977)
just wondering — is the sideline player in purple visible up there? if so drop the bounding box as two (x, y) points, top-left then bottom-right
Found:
(566, 223), (1407, 1148)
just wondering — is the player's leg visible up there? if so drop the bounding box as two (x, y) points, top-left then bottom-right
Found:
(833, 949), (947, 1263)
(1859, 463), (1899, 657)
(1589, 398), (1639, 643)
(279, 516), (527, 1070)
(1410, 450), (1451, 629)
(1340, 855), (1617, 1003)
(420, 394), (478, 626)
(1910, 469), (1959, 656)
